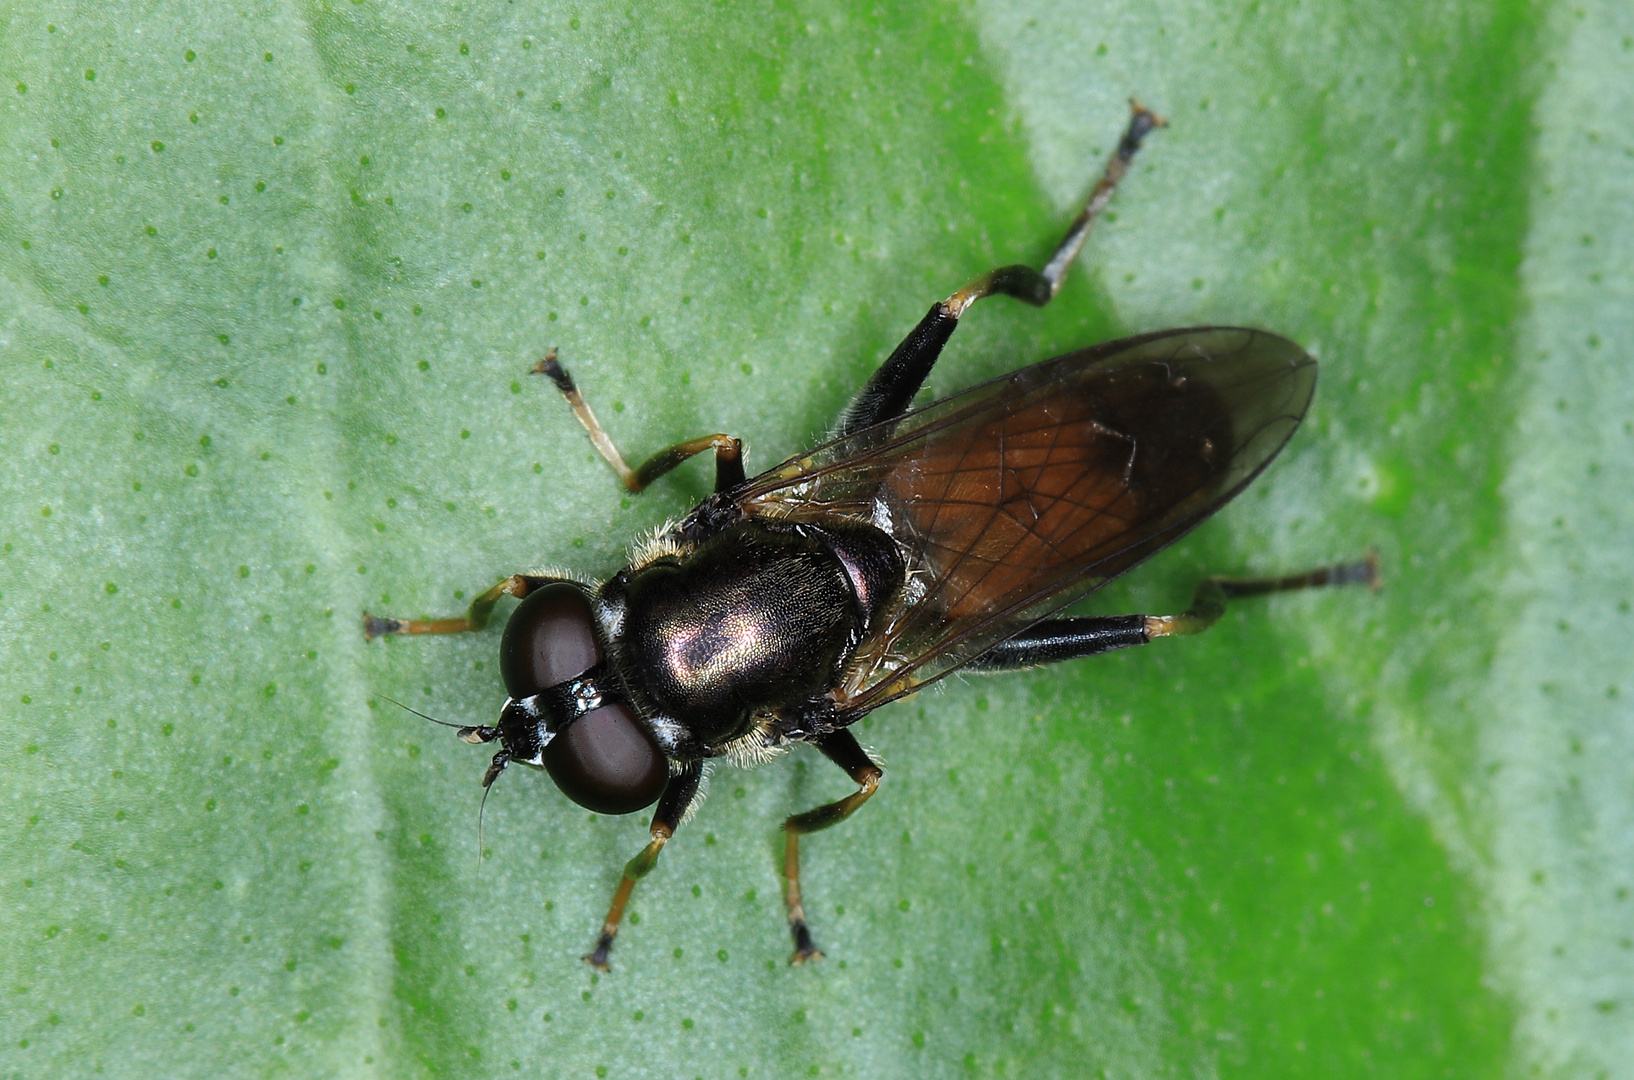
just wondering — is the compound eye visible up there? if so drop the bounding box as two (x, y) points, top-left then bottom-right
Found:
(499, 582), (601, 697)
(542, 703), (669, 815)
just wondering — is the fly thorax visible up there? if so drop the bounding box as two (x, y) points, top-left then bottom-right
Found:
(615, 520), (898, 746)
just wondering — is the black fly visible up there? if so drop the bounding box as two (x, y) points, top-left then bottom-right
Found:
(365, 103), (1377, 970)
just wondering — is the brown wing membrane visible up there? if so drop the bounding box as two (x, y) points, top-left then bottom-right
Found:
(734, 327), (1316, 717)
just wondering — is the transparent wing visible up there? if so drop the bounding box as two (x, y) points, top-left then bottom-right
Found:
(732, 327), (1317, 717)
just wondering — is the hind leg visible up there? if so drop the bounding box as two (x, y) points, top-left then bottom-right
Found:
(835, 102), (1167, 437)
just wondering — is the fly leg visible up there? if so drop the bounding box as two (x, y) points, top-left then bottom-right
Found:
(533, 349), (745, 494)
(837, 101), (1166, 437)
(967, 554), (1380, 670)
(782, 729), (882, 964)
(584, 761), (704, 972)
(363, 573), (566, 640)
(1147, 555), (1381, 639)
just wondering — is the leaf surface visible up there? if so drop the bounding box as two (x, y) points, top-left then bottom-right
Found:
(3, 1), (1630, 1077)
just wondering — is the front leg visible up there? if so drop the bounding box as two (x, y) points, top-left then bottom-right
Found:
(584, 760), (704, 971)
(363, 572), (566, 640)
(782, 729), (883, 964)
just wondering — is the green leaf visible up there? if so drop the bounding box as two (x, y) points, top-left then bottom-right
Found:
(4, 1), (1631, 1076)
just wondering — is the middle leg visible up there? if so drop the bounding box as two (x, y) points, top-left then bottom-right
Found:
(782, 729), (883, 964)
(533, 349), (745, 494)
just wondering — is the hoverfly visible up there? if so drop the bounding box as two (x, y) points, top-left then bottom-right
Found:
(365, 102), (1376, 970)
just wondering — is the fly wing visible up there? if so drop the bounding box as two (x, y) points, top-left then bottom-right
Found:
(732, 327), (1317, 717)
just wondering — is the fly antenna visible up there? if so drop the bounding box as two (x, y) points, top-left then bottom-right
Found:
(476, 780), (494, 873)
(476, 751), (511, 872)
(382, 696), (498, 744)
(380, 695), (464, 729)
